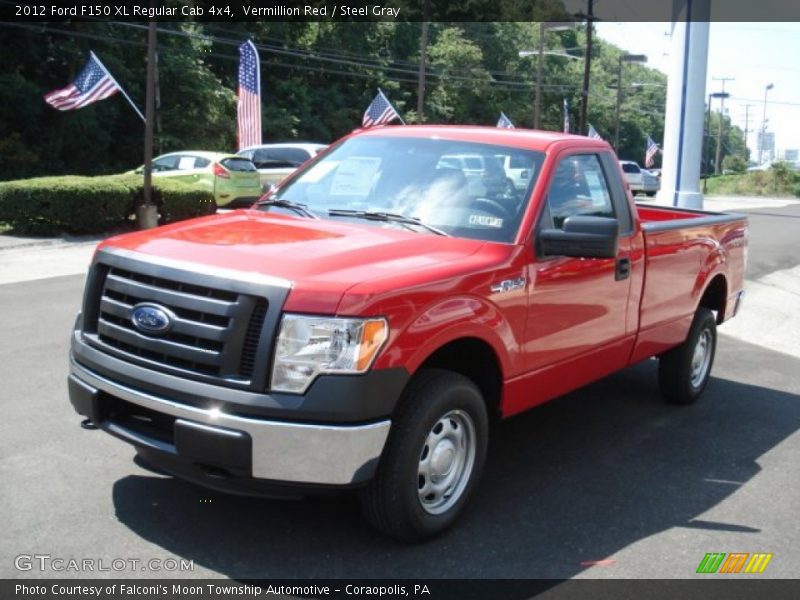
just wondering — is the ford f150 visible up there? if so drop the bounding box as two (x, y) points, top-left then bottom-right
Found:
(69, 126), (747, 541)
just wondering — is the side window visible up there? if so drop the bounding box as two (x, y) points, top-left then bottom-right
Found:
(547, 154), (614, 229)
(152, 156), (178, 172)
(194, 157), (211, 168)
(280, 148), (312, 165)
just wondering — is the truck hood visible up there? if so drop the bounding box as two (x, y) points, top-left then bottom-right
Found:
(98, 210), (487, 313)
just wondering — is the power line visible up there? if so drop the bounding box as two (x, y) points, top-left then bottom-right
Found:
(114, 21), (537, 88)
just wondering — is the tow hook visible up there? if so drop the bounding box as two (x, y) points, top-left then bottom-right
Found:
(80, 419), (98, 430)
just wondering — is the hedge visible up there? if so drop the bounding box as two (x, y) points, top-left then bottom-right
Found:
(0, 174), (216, 235)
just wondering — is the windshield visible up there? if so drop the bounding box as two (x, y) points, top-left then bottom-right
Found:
(266, 136), (544, 243)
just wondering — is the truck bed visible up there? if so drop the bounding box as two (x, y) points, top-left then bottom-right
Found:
(631, 203), (748, 363)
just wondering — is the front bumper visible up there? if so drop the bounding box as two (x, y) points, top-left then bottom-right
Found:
(69, 358), (392, 489)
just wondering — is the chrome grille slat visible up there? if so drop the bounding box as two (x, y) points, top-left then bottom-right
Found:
(104, 273), (238, 317)
(99, 296), (229, 341)
(98, 319), (223, 366)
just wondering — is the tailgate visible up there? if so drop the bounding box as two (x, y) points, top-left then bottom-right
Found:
(220, 157), (261, 188)
(638, 204), (748, 330)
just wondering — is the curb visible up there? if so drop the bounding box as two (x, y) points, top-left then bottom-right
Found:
(0, 235), (106, 253)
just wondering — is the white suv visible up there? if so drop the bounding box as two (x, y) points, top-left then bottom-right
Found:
(619, 160), (659, 197)
(237, 143), (327, 190)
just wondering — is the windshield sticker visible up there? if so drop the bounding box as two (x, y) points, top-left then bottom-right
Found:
(299, 160), (338, 183)
(329, 156), (382, 196)
(468, 214), (503, 228)
(583, 171), (608, 206)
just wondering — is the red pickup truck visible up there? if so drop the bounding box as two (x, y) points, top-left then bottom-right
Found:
(69, 126), (747, 541)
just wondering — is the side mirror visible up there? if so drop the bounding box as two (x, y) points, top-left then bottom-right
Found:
(540, 216), (619, 259)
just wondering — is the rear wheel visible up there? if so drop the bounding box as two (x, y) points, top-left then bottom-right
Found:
(359, 369), (488, 542)
(659, 307), (717, 405)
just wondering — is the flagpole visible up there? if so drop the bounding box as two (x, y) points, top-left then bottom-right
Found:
(91, 51), (145, 122)
(248, 39), (262, 145)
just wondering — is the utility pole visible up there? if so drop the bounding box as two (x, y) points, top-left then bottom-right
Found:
(712, 77), (734, 174)
(535, 25), (545, 129)
(578, 0), (594, 135)
(759, 83), (774, 165)
(415, 0), (430, 123)
(743, 104), (752, 161)
(613, 54), (647, 152)
(138, 16), (158, 229)
(154, 51), (162, 155)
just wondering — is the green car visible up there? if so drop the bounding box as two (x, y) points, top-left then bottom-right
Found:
(129, 151), (263, 208)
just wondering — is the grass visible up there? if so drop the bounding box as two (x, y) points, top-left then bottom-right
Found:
(704, 165), (800, 198)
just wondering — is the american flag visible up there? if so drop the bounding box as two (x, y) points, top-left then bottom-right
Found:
(563, 98), (570, 133)
(645, 135), (660, 168)
(362, 89), (402, 127)
(496, 112), (515, 129)
(587, 123), (603, 140)
(43, 52), (120, 111)
(237, 40), (261, 151)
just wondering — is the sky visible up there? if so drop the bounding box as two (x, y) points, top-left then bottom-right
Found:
(594, 22), (800, 161)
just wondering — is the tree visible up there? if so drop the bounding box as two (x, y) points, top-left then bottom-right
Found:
(722, 154), (747, 173)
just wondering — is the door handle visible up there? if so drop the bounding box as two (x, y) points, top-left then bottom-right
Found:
(615, 257), (631, 281)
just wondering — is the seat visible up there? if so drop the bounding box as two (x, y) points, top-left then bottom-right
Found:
(423, 167), (472, 207)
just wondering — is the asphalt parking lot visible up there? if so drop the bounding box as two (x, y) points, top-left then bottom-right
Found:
(1, 199), (798, 581)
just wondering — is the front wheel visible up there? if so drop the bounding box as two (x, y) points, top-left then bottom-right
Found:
(659, 307), (717, 405)
(359, 369), (488, 542)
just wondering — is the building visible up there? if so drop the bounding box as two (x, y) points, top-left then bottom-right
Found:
(782, 149), (798, 161)
(758, 131), (775, 163)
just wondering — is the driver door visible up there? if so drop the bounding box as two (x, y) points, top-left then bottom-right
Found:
(523, 152), (634, 386)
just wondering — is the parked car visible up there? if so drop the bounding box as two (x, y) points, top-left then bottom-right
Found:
(129, 151), (263, 208)
(619, 160), (660, 196)
(503, 153), (538, 190)
(70, 126), (747, 542)
(237, 143), (327, 190)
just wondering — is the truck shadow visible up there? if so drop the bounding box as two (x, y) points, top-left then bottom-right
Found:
(111, 337), (800, 580)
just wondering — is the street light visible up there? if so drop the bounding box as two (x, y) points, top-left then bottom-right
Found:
(518, 21), (574, 129)
(703, 91), (730, 193)
(613, 54), (647, 152)
(759, 83), (774, 165)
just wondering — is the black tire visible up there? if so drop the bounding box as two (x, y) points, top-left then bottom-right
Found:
(359, 369), (489, 542)
(659, 307), (717, 405)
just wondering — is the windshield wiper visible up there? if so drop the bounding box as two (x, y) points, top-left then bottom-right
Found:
(327, 209), (450, 237)
(255, 198), (318, 219)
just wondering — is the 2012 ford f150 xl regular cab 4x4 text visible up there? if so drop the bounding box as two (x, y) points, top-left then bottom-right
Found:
(69, 126), (747, 541)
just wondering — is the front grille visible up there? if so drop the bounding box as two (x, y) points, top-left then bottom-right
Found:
(240, 298), (268, 379)
(86, 264), (271, 385)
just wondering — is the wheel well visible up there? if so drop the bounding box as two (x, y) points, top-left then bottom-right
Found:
(416, 338), (503, 421)
(700, 274), (727, 324)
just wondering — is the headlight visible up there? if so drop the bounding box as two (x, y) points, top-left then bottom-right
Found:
(270, 314), (388, 393)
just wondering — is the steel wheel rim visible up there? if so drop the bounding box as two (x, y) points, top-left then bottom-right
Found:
(417, 409), (476, 515)
(690, 329), (713, 388)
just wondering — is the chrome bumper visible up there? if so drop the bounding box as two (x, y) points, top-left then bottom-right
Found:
(70, 359), (390, 486)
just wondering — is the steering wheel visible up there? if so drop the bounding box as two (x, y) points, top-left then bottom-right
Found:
(472, 198), (514, 220)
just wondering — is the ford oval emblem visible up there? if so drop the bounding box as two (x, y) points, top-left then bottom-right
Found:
(131, 303), (174, 334)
